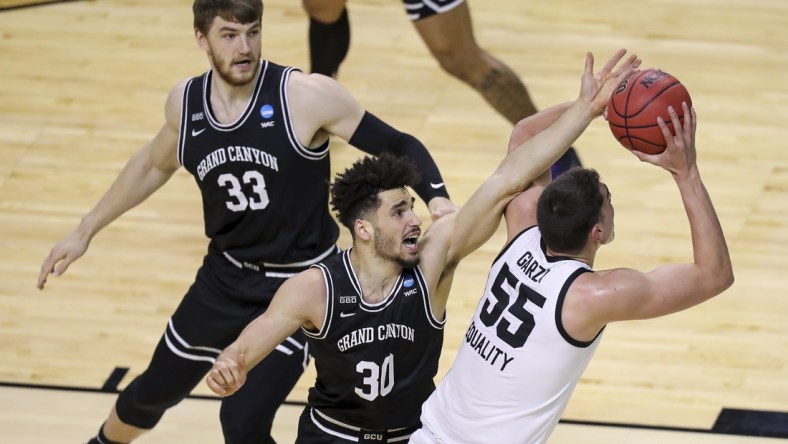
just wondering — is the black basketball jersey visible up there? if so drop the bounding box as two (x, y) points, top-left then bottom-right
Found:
(303, 249), (445, 429)
(177, 60), (338, 263)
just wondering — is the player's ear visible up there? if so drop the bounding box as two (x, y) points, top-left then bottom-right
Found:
(195, 28), (209, 51)
(355, 219), (373, 241)
(592, 223), (604, 242)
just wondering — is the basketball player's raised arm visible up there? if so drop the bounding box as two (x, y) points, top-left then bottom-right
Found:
(445, 50), (640, 263)
(207, 269), (326, 397)
(287, 72), (458, 220)
(590, 104), (734, 323)
(37, 81), (186, 289)
(502, 102), (572, 240)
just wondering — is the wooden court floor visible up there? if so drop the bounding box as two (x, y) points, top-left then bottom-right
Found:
(0, 0), (786, 442)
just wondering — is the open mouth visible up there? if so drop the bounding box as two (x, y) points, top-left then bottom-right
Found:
(403, 232), (420, 249)
(234, 58), (252, 69)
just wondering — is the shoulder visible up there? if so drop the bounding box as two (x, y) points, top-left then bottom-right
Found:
(569, 268), (631, 299)
(168, 78), (192, 102)
(276, 268), (329, 328)
(163, 78), (192, 128)
(285, 267), (327, 292)
(286, 71), (352, 103)
(564, 267), (648, 329)
(560, 270), (612, 340)
(285, 72), (363, 141)
(287, 71), (329, 90)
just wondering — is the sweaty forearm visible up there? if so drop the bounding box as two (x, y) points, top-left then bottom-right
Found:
(349, 112), (450, 202)
(675, 167), (733, 292)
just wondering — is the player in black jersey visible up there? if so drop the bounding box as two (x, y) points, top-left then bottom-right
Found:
(301, 0), (582, 178)
(36, 1), (457, 443)
(207, 49), (640, 442)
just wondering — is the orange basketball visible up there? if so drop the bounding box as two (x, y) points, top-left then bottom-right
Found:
(607, 69), (692, 154)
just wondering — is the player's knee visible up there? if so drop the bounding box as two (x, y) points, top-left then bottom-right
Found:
(303, 0), (346, 22)
(115, 390), (166, 429)
(431, 47), (484, 84)
(220, 403), (277, 444)
(114, 375), (186, 429)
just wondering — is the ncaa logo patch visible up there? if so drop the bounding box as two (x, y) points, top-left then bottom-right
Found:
(260, 104), (274, 119)
(403, 275), (414, 288)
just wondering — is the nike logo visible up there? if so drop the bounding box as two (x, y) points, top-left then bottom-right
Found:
(339, 311), (355, 318)
(191, 128), (206, 137)
(430, 182), (445, 189)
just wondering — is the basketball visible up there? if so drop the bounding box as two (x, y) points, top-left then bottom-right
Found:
(607, 69), (692, 154)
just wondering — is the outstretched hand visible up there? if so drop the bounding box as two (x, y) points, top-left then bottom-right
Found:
(632, 102), (697, 177)
(579, 49), (642, 116)
(207, 350), (248, 397)
(37, 231), (91, 289)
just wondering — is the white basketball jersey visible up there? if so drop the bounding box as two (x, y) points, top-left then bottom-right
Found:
(418, 226), (603, 444)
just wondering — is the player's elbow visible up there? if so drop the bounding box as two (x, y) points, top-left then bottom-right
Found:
(703, 263), (734, 299)
(489, 173), (526, 207)
(718, 266), (735, 294)
(715, 253), (735, 294)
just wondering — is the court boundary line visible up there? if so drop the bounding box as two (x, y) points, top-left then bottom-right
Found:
(0, 0), (82, 12)
(4, 379), (788, 438)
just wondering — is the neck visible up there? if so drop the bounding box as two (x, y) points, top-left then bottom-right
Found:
(546, 245), (596, 267)
(349, 246), (402, 304)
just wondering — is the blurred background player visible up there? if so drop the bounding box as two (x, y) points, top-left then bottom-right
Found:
(301, 0), (582, 177)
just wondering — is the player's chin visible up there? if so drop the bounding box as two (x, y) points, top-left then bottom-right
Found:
(231, 70), (255, 85)
(398, 252), (420, 269)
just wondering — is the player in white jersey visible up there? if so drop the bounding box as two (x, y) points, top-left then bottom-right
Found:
(417, 222), (599, 443)
(412, 75), (735, 444)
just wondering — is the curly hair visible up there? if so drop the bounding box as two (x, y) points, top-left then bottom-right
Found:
(193, 0), (263, 35)
(537, 168), (603, 254)
(330, 153), (422, 231)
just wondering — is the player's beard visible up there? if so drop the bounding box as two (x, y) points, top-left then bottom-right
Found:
(373, 229), (419, 269)
(211, 52), (259, 87)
